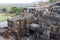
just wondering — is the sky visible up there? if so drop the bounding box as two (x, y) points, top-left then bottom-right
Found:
(0, 0), (48, 4)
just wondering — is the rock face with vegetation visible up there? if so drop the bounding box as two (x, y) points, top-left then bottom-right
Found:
(0, 6), (24, 22)
(0, 6), (24, 27)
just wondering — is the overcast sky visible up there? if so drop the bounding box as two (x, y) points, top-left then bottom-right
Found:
(0, 0), (48, 4)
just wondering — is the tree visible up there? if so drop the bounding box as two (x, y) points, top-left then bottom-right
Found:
(49, 0), (57, 3)
(9, 6), (24, 14)
(49, 0), (52, 3)
(17, 7), (24, 13)
(2, 8), (7, 12)
(10, 7), (18, 13)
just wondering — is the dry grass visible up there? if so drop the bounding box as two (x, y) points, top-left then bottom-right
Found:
(0, 13), (16, 22)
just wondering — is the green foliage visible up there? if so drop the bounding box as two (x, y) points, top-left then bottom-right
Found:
(9, 6), (24, 14)
(17, 7), (24, 13)
(49, 0), (56, 3)
(10, 7), (18, 13)
(2, 8), (7, 12)
(49, 0), (52, 2)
